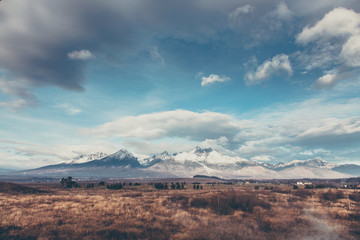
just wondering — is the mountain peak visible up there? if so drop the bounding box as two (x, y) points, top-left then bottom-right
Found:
(194, 146), (214, 155)
(110, 148), (134, 159)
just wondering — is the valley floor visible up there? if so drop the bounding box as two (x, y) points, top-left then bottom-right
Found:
(0, 182), (360, 239)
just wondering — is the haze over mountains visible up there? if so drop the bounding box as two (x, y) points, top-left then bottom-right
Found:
(12, 147), (360, 179)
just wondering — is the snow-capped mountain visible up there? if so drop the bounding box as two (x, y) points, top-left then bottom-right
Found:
(140, 151), (172, 166)
(81, 149), (141, 168)
(13, 147), (359, 179)
(67, 152), (108, 164)
(268, 159), (336, 170)
(173, 146), (251, 166)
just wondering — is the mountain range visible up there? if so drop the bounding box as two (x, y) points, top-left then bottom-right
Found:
(12, 147), (360, 179)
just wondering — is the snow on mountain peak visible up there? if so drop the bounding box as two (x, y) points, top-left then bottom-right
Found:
(274, 159), (335, 169)
(174, 147), (248, 165)
(139, 151), (173, 166)
(68, 152), (108, 164)
(109, 148), (134, 159)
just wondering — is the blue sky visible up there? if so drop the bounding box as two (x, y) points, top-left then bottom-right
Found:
(1, 0), (360, 169)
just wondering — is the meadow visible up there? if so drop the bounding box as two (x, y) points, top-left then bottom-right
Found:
(0, 180), (359, 240)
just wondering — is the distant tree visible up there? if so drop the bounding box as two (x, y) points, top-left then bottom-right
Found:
(293, 185), (298, 190)
(154, 183), (165, 189)
(196, 185), (200, 189)
(200, 185), (203, 190)
(176, 183), (181, 189)
(98, 181), (105, 186)
(86, 183), (94, 189)
(164, 183), (168, 189)
(181, 183), (185, 189)
(171, 183), (176, 189)
(60, 176), (78, 189)
(254, 185), (260, 190)
(107, 183), (123, 190)
(129, 182), (132, 186)
(193, 184), (196, 190)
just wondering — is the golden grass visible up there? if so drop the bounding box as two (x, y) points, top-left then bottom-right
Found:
(0, 184), (359, 239)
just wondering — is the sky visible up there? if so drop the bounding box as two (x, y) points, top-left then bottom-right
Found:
(0, 0), (360, 170)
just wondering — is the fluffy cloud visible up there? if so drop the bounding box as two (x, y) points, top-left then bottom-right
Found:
(297, 7), (360, 88)
(68, 50), (94, 60)
(201, 74), (231, 86)
(297, 8), (360, 44)
(245, 54), (292, 85)
(340, 35), (360, 67)
(83, 109), (244, 141)
(312, 71), (338, 89)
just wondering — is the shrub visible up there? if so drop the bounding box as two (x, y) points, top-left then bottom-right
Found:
(293, 189), (312, 198)
(349, 192), (360, 202)
(321, 190), (344, 201)
(106, 183), (123, 190)
(190, 191), (271, 215)
(190, 198), (208, 208)
(169, 195), (189, 207)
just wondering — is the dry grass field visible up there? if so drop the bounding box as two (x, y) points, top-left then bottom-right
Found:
(0, 181), (360, 240)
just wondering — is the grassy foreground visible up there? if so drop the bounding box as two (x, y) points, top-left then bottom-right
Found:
(0, 182), (360, 240)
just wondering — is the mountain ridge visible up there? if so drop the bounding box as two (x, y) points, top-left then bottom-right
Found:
(10, 147), (360, 179)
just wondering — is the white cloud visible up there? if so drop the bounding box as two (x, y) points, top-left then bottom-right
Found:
(201, 74), (231, 87)
(0, 140), (119, 169)
(340, 35), (360, 67)
(298, 117), (360, 139)
(272, 2), (293, 20)
(312, 71), (338, 89)
(0, 78), (38, 110)
(83, 109), (245, 141)
(228, 4), (253, 25)
(296, 7), (360, 79)
(0, 99), (34, 110)
(150, 46), (165, 65)
(67, 49), (94, 60)
(297, 8), (360, 44)
(251, 155), (274, 162)
(55, 103), (82, 115)
(123, 139), (194, 156)
(245, 54), (292, 85)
